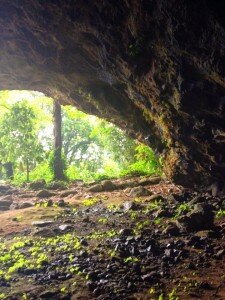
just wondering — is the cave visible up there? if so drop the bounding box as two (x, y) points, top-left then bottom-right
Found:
(0, 0), (225, 187)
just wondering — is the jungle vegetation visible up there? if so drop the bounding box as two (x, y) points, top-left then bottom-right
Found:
(0, 90), (162, 184)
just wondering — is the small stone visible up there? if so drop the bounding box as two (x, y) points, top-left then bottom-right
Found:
(195, 230), (218, 239)
(123, 201), (140, 211)
(164, 249), (175, 258)
(211, 182), (219, 197)
(187, 262), (197, 270)
(39, 290), (58, 299)
(145, 194), (164, 202)
(57, 199), (66, 207)
(141, 271), (160, 283)
(47, 199), (53, 207)
(163, 224), (180, 236)
(189, 196), (206, 206)
(199, 281), (214, 290)
(119, 228), (133, 236)
(80, 239), (88, 246)
(58, 224), (73, 231)
(86, 280), (96, 291)
(154, 208), (172, 218)
(215, 249), (225, 259)
(10, 202), (19, 210)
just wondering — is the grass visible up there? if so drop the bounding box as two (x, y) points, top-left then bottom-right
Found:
(174, 203), (191, 218)
(0, 233), (84, 282)
(216, 209), (225, 219)
(83, 197), (99, 207)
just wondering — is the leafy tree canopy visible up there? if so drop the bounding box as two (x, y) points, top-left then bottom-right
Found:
(0, 90), (162, 184)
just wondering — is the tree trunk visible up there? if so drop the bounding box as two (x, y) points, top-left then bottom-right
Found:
(4, 162), (14, 180)
(26, 159), (29, 182)
(53, 100), (65, 180)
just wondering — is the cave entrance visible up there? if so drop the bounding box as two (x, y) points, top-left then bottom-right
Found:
(0, 90), (162, 185)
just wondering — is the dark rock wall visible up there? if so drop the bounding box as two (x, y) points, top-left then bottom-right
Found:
(0, 0), (225, 186)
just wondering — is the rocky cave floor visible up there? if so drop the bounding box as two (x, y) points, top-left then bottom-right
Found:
(1, 176), (225, 300)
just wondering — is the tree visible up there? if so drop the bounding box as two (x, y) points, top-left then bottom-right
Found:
(0, 101), (43, 181)
(62, 108), (101, 166)
(61, 106), (138, 179)
(52, 100), (65, 180)
(90, 120), (136, 167)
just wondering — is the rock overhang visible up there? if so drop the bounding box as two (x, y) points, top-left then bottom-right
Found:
(0, 0), (225, 186)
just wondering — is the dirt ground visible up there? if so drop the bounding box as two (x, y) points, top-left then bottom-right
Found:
(0, 176), (225, 300)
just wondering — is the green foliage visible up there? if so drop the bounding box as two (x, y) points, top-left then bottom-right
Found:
(174, 203), (191, 218)
(168, 289), (179, 300)
(62, 107), (137, 181)
(123, 144), (162, 176)
(0, 101), (41, 161)
(216, 209), (225, 219)
(48, 150), (67, 180)
(0, 90), (162, 184)
(83, 198), (99, 207)
(0, 101), (43, 181)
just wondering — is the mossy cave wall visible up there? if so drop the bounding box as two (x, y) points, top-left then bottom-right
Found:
(0, 0), (225, 186)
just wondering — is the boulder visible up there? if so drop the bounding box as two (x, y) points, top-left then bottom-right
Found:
(129, 186), (151, 197)
(88, 180), (117, 192)
(0, 195), (13, 202)
(139, 176), (161, 186)
(0, 195), (14, 210)
(176, 203), (215, 232)
(32, 220), (55, 227)
(0, 184), (12, 196)
(46, 181), (67, 190)
(0, 184), (10, 192)
(18, 202), (34, 209)
(60, 189), (78, 197)
(33, 228), (55, 237)
(36, 189), (56, 198)
(101, 180), (117, 191)
(145, 194), (164, 202)
(87, 183), (103, 192)
(28, 179), (46, 190)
